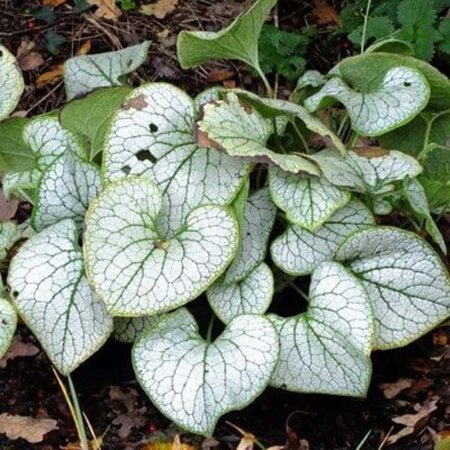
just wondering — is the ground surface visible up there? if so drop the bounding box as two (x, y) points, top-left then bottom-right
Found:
(1, 1), (450, 449)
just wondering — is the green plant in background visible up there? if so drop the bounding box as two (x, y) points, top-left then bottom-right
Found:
(1, 0), (450, 439)
(340, 0), (450, 60)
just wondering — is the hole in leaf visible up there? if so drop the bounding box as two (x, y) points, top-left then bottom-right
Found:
(11, 291), (18, 298)
(136, 149), (156, 163)
(121, 165), (131, 174)
(127, 59), (133, 67)
(404, 81), (412, 87)
(149, 123), (158, 133)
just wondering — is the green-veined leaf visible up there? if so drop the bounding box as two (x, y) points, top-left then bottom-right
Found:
(336, 226), (450, 349)
(305, 66), (430, 136)
(3, 117), (86, 199)
(198, 93), (321, 175)
(103, 83), (249, 234)
(113, 316), (160, 343)
(64, 41), (150, 100)
(84, 177), (239, 316)
(0, 44), (24, 121)
(269, 261), (374, 396)
(310, 148), (422, 194)
(208, 263), (274, 324)
(0, 298), (17, 359)
(271, 199), (375, 276)
(32, 152), (101, 232)
(224, 188), (276, 284)
(8, 220), (113, 374)
(133, 308), (279, 435)
(269, 166), (350, 231)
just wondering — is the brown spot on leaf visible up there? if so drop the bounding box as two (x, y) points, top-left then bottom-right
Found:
(195, 126), (224, 151)
(352, 146), (389, 158)
(121, 94), (148, 111)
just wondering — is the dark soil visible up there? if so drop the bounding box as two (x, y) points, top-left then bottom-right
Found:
(1, 1), (450, 449)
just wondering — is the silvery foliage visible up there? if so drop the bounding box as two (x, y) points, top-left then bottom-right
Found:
(1, 1), (450, 436)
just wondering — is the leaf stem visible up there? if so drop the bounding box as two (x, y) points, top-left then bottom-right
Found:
(292, 121), (310, 154)
(67, 374), (90, 450)
(255, 64), (274, 98)
(288, 281), (309, 302)
(206, 314), (215, 344)
(360, 0), (373, 54)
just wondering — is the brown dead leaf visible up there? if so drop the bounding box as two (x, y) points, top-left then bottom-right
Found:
(112, 407), (147, 439)
(0, 336), (40, 368)
(77, 40), (92, 56)
(352, 146), (389, 158)
(43, 0), (66, 5)
(140, 0), (179, 19)
(87, 0), (122, 21)
(379, 378), (414, 399)
(433, 330), (449, 346)
(17, 39), (44, 72)
(387, 397), (439, 445)
(312, 0), (342, 26)
(0, 414), (58, 443)
(208, 69), (235, 83)
(0, 190), (19, 221)
(142, 435), (196, 450)
(36, 65), (64, 88)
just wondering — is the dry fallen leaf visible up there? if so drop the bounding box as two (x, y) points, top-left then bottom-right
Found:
(140, 0), (179, 19)
(43, 0), (66, 5)
(112, 407), (147, 439)
(0, 190), (19, 222)
(87, 0), (122, 21)
(142, 435), (196, 450)
(36, 65), (64, 88)
(0, 336), (40, 368)
(208, 68), (235, 83)
(379, 378), (414, 399)
(312, 0), (342, 26)
(77, 40), (92, 56)
(17, 39), (44, 72)
(387, 397), (439, 445)
(0, 414), (58, 443)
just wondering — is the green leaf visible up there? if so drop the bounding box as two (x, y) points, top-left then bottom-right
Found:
(45, 31), (66, 55)
(335, 53), (450, 110)
(403, 178), (446, 253)
(0, 298), (17, 359)
(208, 263), (274, 324)
(271, 199), (375, 276)
(198, 93), (321, 175)
(84, 177), (239, 316)
(133, 308), (279, 435)
(0, 118), (33, 173)
(438, 19), (450, 54)
(269, 261), (374, 396)
(32, 152), (101, 232)
(0, 222), (34, 262)
(336, 226), (450, 349)
(348, 16), (394, 48)
(60, 87), (132, 160)
(113, 316), (160, 343)
(224, 188), (276, 284)
(305, 66), (430, 136)
(103, 84), (249, 234)
(269, 167), (351, 231)
(2, 117), (86, 199)
(0, 44), (24, 121)
(365, 38), (415, 56)
(8, 220), (113, 374)
(64, 41), (150, 100)
(310, 148), (422, 195)
(177, 0), (277, 75)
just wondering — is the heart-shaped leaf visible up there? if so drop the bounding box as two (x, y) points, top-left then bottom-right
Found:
(224, 188), (276, 284)
(113, 316), (160, 343)
(336, 227), (450, 349)
(269, 261), (374, 396)
(103, 84), (248, 234)
(310, 148), (422, 195)
(198, 93), (321, 175)
(0, 118), (33, 173)
(8, 220), (113, 374)
(32, 152), (101, 232)
(133, 308), (279, 435)
(3, 117), (86, 199)
(64, 41), (150, 100)
(0, 298), (17, 359)
(269, 167), (351, 231)
(305, 66), (430, 136)
(271, 199), (375, 276)
(177, 0), (276, 74)
(84, 177), (239, 316)
(208, 263), (274, 324)
(0, 44), (24, 121)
